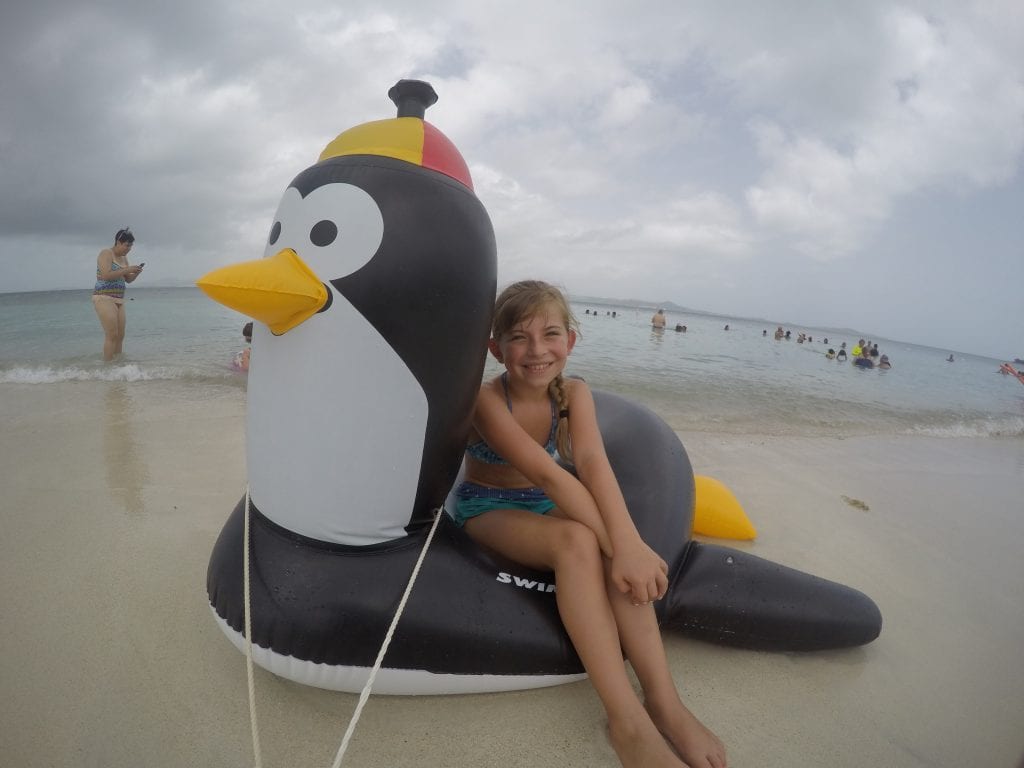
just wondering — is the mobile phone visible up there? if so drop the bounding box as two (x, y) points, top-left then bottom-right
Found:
(138, 262), (145, 267)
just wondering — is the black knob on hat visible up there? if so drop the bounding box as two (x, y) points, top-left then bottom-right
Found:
(388, 79), (439, 118)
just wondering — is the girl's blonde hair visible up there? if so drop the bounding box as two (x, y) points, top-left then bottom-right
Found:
(492, 280), (579, 463)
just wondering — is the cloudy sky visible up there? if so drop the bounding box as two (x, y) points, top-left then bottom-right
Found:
(2, 1), (1022, 359)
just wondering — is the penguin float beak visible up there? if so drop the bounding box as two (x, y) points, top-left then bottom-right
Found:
(196, 249), (329, 334)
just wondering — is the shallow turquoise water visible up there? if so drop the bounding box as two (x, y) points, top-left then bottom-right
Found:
(2, 288), (1022, 437)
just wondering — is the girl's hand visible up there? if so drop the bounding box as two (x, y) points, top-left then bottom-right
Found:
(610, 536), (669, 605)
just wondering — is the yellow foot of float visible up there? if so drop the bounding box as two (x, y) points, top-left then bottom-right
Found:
(693, 475), (757, 540)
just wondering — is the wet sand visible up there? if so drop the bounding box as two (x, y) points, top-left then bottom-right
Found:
(1, 381), (1022, 767)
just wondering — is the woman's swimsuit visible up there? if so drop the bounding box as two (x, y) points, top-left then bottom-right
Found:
(450, 373), (559, 527)
(94, 261), (127, 299)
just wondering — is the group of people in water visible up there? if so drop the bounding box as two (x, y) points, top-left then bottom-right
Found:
(772, 329), (893, 369)
(774, 330), (892, 369)
(646, 308), (688, 333)
(651, 309), (895, 371)
(823, 339), (892, 370)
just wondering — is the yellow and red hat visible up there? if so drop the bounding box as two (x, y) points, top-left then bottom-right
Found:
(318, 81), (473, 190)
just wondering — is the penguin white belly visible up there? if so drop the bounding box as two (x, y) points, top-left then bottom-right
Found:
(246, 301), (427, 545)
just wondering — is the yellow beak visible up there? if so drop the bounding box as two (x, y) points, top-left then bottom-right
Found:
(196, 249), (329, 334)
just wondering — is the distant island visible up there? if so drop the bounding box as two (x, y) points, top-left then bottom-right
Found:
(568, 294), (866, 340)
(570, 295), (697, 314)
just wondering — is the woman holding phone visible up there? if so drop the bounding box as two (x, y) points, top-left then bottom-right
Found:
(92, 226), (143, 361)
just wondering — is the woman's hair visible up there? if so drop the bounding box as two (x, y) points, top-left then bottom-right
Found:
(114, 227), (135, 245)
(492, 280), (579, 463)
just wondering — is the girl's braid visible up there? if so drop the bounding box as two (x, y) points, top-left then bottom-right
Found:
(548, 373), (572, 463)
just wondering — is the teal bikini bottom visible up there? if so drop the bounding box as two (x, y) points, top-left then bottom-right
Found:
(449, 482), (556, 527)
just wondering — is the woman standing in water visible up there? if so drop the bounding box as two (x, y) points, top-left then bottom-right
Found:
(93, 227), (143, 361)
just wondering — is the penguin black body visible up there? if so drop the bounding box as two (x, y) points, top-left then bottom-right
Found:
(207, 390), (881, 693)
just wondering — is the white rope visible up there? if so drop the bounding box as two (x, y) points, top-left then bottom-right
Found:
(329, 506), (444, 768)
(243, 487), (263, 768)
(240, 486), (445, 768)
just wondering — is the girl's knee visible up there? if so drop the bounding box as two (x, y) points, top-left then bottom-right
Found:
(553, 520), (601, 566)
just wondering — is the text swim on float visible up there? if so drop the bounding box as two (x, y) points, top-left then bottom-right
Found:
(496, 572), (556, 593)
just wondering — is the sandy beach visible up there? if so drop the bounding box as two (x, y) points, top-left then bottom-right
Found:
(2, 380), (1022, 768)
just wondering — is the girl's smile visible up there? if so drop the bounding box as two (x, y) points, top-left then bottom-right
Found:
(490, 309), (576, 387)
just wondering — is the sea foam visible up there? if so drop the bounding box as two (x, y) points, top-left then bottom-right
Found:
(0, 363), (229, 384)
(909, 416), (1024, 439)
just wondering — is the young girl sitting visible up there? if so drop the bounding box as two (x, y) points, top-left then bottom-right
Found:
(452, 280), (727, 768)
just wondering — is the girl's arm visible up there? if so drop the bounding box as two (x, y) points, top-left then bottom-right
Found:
(564, 380), (669, 603)
(472, 382), (614, 556)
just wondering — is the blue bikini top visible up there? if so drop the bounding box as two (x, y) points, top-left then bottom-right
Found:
(466, 372), (558, 465)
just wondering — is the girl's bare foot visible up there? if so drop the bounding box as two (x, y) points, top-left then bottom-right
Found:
(646, 700), (727, 768)
(608, 711), (688, 768)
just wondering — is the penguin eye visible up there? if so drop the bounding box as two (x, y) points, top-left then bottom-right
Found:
(263, 183), (383, 275)
(310, 220), (338, 247)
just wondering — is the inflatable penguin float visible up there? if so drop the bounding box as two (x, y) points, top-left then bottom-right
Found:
(197, 80), (881, 695)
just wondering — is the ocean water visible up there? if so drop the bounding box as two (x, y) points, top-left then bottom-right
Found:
(2, 287), (1022, 438)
